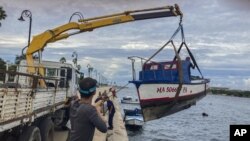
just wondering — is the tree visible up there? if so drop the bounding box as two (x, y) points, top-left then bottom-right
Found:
(77, 65), (81, 70)
(0, 58), (6, 81)
(0, 6), (7, 27)
(15, 55), (26, 64)
(59, 57), (66, 63)
(0, 58), (6, 70)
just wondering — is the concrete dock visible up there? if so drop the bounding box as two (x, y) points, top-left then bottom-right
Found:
(54, 86), (128, 141)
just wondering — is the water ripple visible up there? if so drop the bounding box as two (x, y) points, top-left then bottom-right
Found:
(119, 89), (250, 141)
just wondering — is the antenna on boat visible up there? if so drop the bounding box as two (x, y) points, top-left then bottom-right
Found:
(128, 57), (136, 81)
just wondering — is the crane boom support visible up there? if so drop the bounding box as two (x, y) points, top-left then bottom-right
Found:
(26, 4), (182, 84)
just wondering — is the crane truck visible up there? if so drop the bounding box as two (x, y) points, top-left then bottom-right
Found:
(0, 4), (182, 141)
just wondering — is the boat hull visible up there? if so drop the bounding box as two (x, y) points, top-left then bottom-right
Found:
(121, 99), (140, 104)
(125, 118), (144, 126)
(134, 80), (209, 121)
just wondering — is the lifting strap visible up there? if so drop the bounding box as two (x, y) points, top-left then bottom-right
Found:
(143, 23), (204, 104)
(144, 25), (182, 64)
(144, 24), (184, 103)
(170, 40), (183, 103)
(170, 25), (203, 78)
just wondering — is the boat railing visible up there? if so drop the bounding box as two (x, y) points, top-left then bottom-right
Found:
(128, 56), (165, 81)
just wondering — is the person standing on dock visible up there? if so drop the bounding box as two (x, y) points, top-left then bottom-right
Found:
(105, 96), (116, 130)
(95, 91), (102, 103)
(69, 77), (107, 141)
(109, 87), (117, 99)
(102, 90), (108, 96)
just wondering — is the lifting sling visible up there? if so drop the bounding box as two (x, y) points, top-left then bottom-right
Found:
(143, 22), (204, 104)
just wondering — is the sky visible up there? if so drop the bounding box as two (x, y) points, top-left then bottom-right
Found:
(0, 0), (250, 90)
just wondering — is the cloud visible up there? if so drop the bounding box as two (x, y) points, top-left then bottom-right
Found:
(0, 36), (27, 47)
(1, 0), (250, 88)
(208, 75), (247, 89)
(219, 0), (250, 11)
(121, 41), (150, 50)
(243, 78), (250, 90)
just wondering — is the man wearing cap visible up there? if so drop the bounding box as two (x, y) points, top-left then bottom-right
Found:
(69, 77), (107, 141)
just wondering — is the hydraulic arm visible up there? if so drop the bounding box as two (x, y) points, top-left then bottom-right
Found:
(25, 4), (182, 87)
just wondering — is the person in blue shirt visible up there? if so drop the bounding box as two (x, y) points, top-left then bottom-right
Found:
(105, 96), (116, 130)
(186, 57), (195, 79)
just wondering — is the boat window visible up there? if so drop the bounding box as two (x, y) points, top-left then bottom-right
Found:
(164, 64), (176, 70)
(150, 65), (158, 70)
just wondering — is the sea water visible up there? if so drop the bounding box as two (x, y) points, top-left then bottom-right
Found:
(118, 88), (250, 141)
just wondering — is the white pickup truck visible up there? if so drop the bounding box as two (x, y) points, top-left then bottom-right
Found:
(0, 60), (83, 141)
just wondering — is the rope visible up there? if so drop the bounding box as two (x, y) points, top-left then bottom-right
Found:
(116, 82), (130, 93)
(169, 24), (203, 78)
(144, 25), (182, 65)
(141, 23), (205, 104)
(183, 42), (203, 78)
(170, 40), (183, 102)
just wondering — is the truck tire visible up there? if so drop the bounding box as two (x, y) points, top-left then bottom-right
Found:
(0, 132), (4, 140)
(18, 126), (41, 141)
(6, 136), (16, 141)
(0, 132), (17, 141)
(39, 117), (54, 141)
(53, 109), (69, 130)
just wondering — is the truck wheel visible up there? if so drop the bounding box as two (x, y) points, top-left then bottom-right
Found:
(18, 126), (41, 141)
(6, 136), (16, 141)
(53, 109), (69, 130)
(0, 132), (16, 141)
(39, 117), (54, 141)
(0, 132), (4, 140)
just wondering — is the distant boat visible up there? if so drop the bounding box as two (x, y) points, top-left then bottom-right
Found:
(123, 108), (144, 128)
(128, 24), (210, 122)
(121, 96), (140, 104)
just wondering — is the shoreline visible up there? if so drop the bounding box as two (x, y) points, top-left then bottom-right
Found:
(209, 87), (250, 98)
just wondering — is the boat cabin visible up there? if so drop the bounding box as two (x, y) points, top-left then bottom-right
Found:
(139, 60), (192, 83)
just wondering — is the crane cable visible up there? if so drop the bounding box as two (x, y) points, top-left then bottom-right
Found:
(144, 25), (182, 65)
(116, 82), (130, 93)
(171, 25), (204, 78)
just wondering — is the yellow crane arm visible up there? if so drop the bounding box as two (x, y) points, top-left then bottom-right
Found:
(26, 4), (182, 77)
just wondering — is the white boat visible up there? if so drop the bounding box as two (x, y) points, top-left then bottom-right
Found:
(128, 24), (210, 122)
(124, 108), (144, 127)
(121, 96), (140, 104)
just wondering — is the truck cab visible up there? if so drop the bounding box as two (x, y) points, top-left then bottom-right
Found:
(17, 59), (83, 97)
